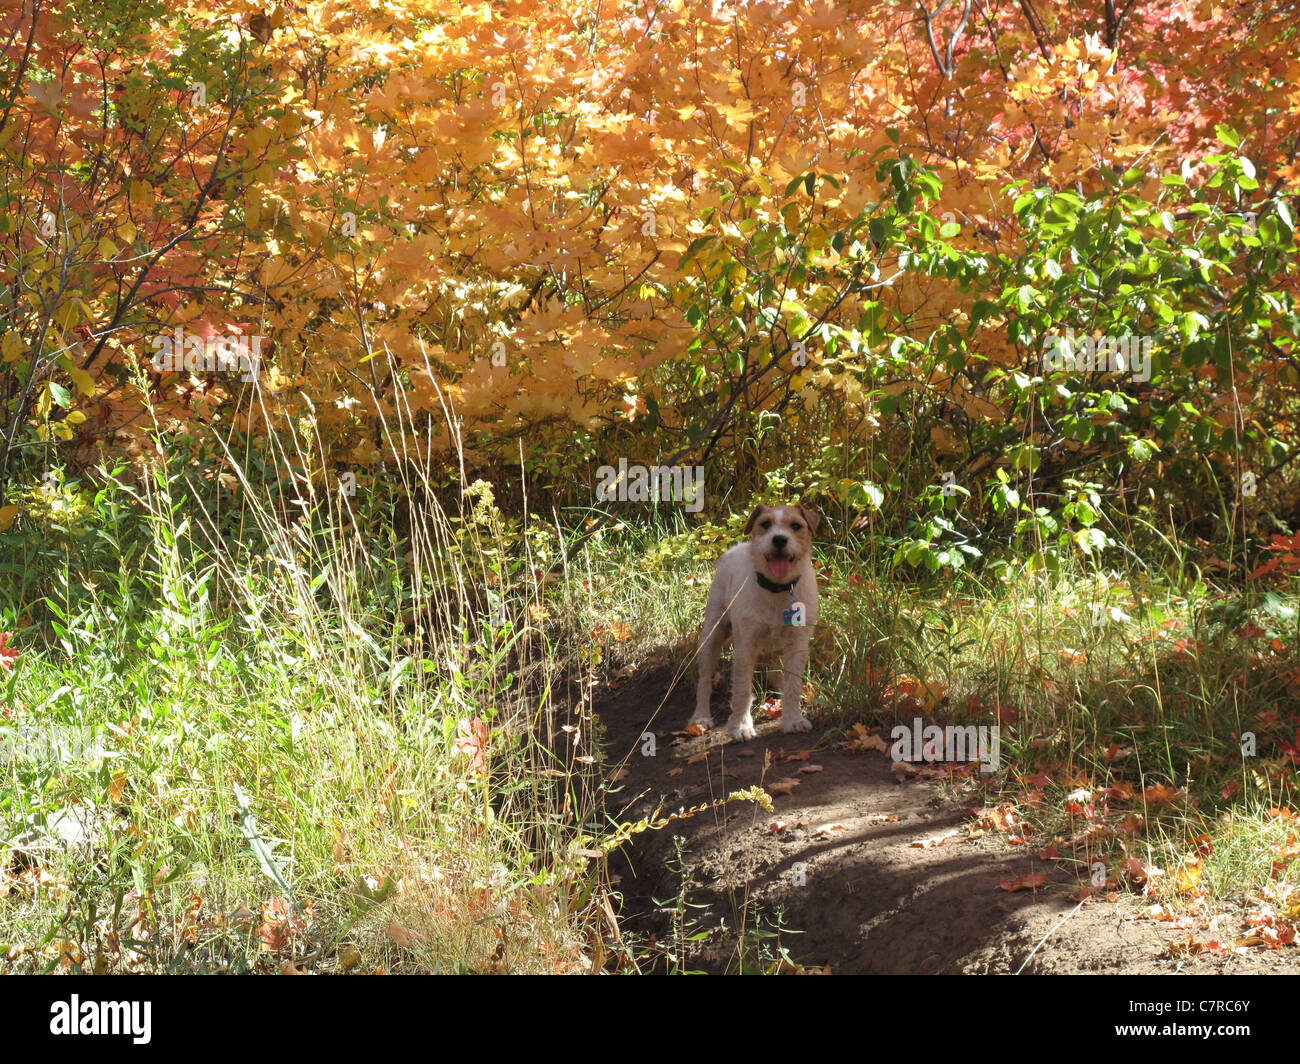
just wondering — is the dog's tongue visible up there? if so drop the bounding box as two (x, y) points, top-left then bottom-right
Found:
(768, 555), (792, 582)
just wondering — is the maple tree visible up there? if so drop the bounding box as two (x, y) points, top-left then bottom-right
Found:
(0, 0), (1296, 549)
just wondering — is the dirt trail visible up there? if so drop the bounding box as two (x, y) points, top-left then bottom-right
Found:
(597, 664), (1295, 975)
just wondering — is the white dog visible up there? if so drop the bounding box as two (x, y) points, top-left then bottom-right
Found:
(688, 504), (820, 741)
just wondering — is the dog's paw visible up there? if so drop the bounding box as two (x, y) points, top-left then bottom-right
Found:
(781, 715), (813, 734)
(686, 714), (713, 733)
(726, 716), (757, 742)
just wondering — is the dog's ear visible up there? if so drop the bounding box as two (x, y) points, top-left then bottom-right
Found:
(742, 504), (768, 535)
(795, 504), (821, 535)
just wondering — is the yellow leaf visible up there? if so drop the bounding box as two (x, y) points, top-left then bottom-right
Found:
(1, 331), (21, 362)
(54, 300), (82, 331)
(116, 218), (137, 244)
(246, 125), (274, 153)
(98, 236), (118, 259)
(106, 775), (127, 805)
(0, 505), (19, 531)
(1175, 855), (1202, 893)
(68, 366), (95, 397)
(65, 409), (87, 425)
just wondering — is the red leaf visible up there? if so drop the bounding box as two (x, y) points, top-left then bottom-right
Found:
(0, 632), (18, 674)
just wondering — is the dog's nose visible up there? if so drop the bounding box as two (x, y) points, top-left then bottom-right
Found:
(772, 534), (788, 551)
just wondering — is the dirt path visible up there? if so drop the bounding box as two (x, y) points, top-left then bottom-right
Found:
(597, 664), (1296, 974)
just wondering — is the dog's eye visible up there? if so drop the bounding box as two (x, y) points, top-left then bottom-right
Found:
(792, 523), (802, 531)
(760, 520), (771, 529)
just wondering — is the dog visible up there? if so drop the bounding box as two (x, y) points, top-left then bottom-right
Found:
(688, 503), (820, 741)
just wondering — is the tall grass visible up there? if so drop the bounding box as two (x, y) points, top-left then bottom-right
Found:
(0, 406), (617, 971)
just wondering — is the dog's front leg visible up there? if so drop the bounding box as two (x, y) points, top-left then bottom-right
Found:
(724, 637), (758, 741)
(688, 617), (725, 730)
(779, 641), (812, 733)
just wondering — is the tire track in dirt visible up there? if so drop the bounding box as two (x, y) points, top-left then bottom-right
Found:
(597, 664), (1295, 974)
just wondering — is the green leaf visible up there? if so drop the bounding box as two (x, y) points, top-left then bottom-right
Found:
(1128, 438), (1155, 462)
(232, 783), (297, 905)
(1214, 124), (1241, 148)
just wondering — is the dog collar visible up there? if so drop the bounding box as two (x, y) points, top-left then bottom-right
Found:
(755, 571), (800, 594)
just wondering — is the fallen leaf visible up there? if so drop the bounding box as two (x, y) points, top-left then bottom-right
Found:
(386, 920), (421, 948)
(913, 829), (962, 848)
(1174, 855), (1202, 893)
(1143, 783), (1184, 805)
(260, 897), (294, 951)
(999, 873), (1047, 892)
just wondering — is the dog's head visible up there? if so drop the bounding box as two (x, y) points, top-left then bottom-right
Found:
(742, 503), (819, 584)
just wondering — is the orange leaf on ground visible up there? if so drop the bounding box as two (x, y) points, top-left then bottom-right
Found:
(1000, 873), (1047, 892)
(1175, 855), (1202, 893)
